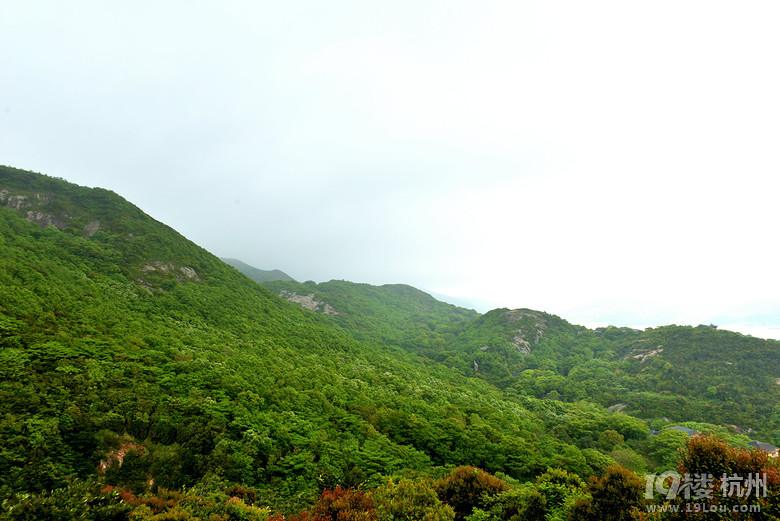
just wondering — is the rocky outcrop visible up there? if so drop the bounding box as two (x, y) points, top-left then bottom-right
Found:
(98, 436), (147, 473)
(502, 309), (547, 354)
(84, 220), (101, 236)
(1, 190), (68, 229)
(621, 346), (664, 363)
(140, 261), (201, 282)
(279, 290), (339, 315)
(24, 210), (67, 229)
(510, 335), (532, 354)
(0, 190), (50, 209)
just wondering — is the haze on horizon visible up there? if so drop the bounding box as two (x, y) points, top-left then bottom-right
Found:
(2, 1), (779, 339)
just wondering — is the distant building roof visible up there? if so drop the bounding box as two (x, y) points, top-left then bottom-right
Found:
(668, 426), (700, 436)
(748, 441), (779, 453)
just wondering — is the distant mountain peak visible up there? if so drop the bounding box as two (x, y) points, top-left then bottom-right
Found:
(221, 257), (295, 283)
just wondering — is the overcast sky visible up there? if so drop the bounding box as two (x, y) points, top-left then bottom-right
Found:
(2, 1), (779, 338)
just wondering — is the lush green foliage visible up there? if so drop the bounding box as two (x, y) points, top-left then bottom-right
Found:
(568, 466), (646, 521)
(262, 279), (479, 354)
(1, 165), (779, 519)
(433, 466), (508, 520)
(263, 277), (780, 444)
(0, 167), (644, 507)
(373, 477), (454, 521)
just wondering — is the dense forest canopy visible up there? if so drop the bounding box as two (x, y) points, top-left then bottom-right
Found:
(263, 278), (780, 439)
(1, 165), (778, 519)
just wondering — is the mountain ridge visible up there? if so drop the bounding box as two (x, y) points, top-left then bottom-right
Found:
(1, 165), (778, 518)
(221, 257), (296, 283)
(259, 276), (780, 441)
(0, 165), (653, 502)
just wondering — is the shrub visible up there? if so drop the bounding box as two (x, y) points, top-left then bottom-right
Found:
(568, 466), (645, 521)
(374, 477), (454, 521)
(435, 466), (509, 520)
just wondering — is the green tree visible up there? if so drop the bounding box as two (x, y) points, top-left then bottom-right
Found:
(374, 477), (454, 521)
(435, 467), (509, 521)
(568, 466), (646, 521)
(598, 430), (624, 452)
(519, 467), (587, 521)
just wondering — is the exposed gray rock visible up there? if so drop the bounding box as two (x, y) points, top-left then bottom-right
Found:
(84, 220), (101, 236)
(24, 211), (67, 229)
(6, 194), (31, 210)
(510, 334), (532, 354)
(279, 290), (339, 315)
(140, 261), (200, 283)
(621, 346), (664, 363)
(179, 266), (200, 281)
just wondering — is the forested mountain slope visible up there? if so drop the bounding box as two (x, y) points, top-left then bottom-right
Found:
(263, 279), (479, 351)
(0, 166), (652, 508)
(263, 277), (780, 444)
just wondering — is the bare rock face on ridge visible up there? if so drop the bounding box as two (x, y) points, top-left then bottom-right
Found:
(0, 190), (69, 230)
(502, 309), (547, 354)
(278, 290), (339, 315)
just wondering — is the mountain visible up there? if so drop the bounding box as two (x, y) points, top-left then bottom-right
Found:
(263, 279), (479, 352)
(0, 165), (655, 508)
(262, 278), (780, 442)
(2, 165), (778, 518)
(221, 257), (295, 283)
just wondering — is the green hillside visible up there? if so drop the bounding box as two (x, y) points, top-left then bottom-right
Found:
(471, 314), (780, 440)
(0, 166), (658, 513)
(2, 165), (779, 519)
(262, 279), (479, 352)
(222, 258), (295, 283)
(263, 279), (780, 444)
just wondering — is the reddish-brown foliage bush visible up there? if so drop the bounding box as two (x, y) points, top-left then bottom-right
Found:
(282, 486), (377, 521)
(673, 434), (780, 518)
(226, 484), (260, 505)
